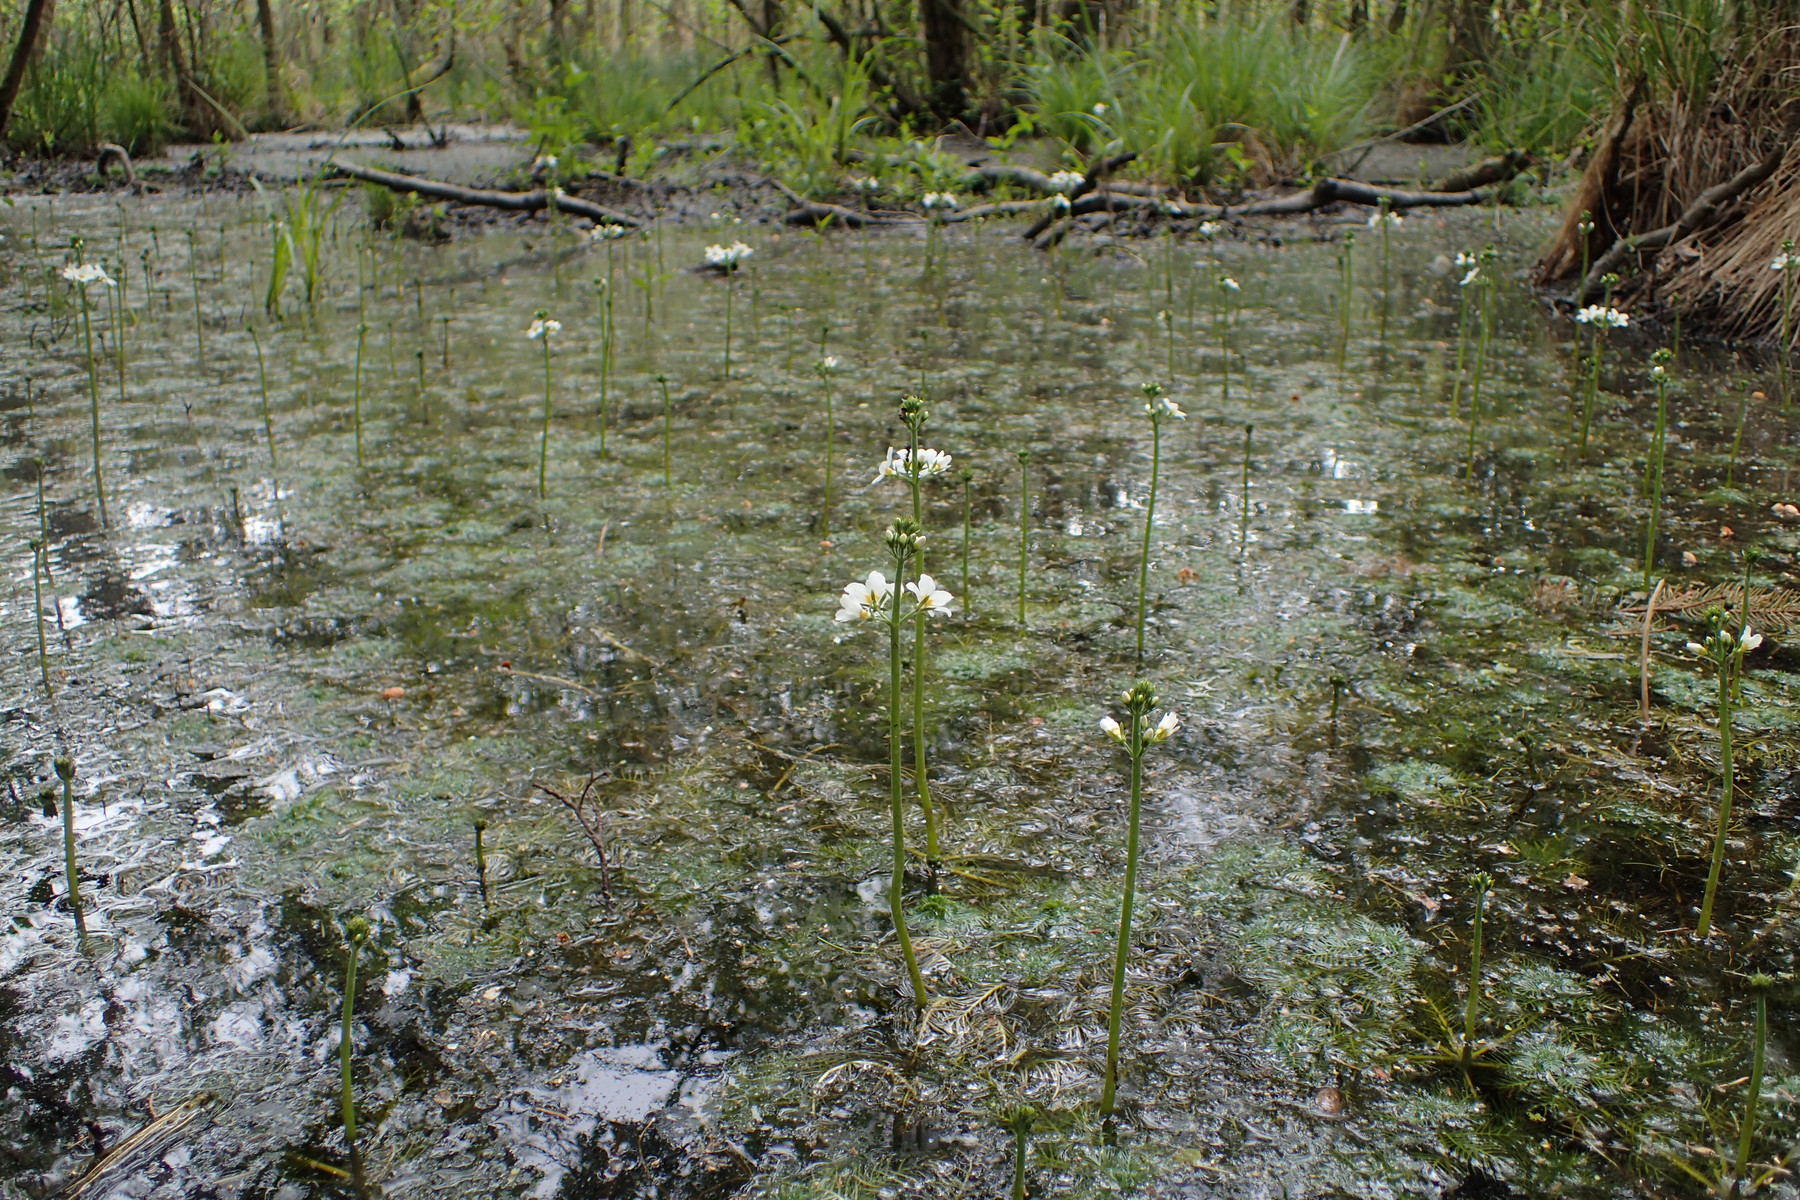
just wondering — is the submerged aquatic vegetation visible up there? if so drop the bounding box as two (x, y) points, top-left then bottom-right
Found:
(1687, 616), (1760, 937)
(1098, 683), (1179, 1119)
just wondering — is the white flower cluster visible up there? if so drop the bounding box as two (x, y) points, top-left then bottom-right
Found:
(61, 263), (115, 287)
(1047, 170), (1084, 193)
(589, 224), (629, 241)
(1197, 220), (1222, 239)
(526, 317), (562, 340)
(1650, 364), (1667, 380)
(850, 176), (880, 193)
(1454, 251), (1480, 287)
(1772, 252), (1793, 271)
(816, 355), (840, 374)
(1217, 276), (1240, 292)
(704, 241), (753, 268)
(1051, 194), (1072, 212)
(833, 570), (953, 622)
(1367, 210), (1404, 228)
(1687, 627), (1762, 658)
(1575, 305), (1630, 328)
(873, 446), (952, 484)
(1100, 711), (1180, 743)
(1145, 394), (1186, 421)
(921, 192), (960, 211)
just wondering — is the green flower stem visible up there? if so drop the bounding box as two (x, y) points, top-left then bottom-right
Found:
(888, 594), (928, 1009)
(1450, 282), (1470, 419)
(1462, 872), (1491, 1058)
(723, 273), (733, 379)
(1644, 371), (1668, 589)
(1697, 648), (1736, 938)
(907, 421), (938, 862)
(1017, 451), (1030, 627)
(340, 930), (362, 1141)
(1135, 416), (1161, 665)
(1736, 979), (1770, 1191)
(961, 473), (972, 613)
(31, 534), (51, 696)
(250, 326), (280, 505)
(1239, 424), (1253, 560)
(57, 757), (85, 935)
(76, 283), (109, 528)
(538, 332), (554, 500)
(353, 323), (367, 469)
(1099, 706), (1145, 1120)
(822, 372), (834, 542)
(1780, 261), (1792, 413)
(660, 375), (673, 489)
(1466, 274), (1493, 480)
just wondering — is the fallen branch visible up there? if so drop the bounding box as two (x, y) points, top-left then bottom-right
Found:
(769, 178), (914, 228)
(1577, 142), (1790, 302)
(96, 143), (137, 187)
(329, 158), (644, 227)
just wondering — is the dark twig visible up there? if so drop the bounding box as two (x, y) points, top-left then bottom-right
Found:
(539, 776), (616, 911)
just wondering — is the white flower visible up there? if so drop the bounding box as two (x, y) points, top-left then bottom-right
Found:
(1772, 253), (1792, 271)
(1217, 276), (1240, 292)
(1459, 267), (1480, 287)
(1146, 711), (1181, 742)
(61, 263), (115, 287)
(704, 241), (753, 268)
(549, 185), (566, 200)
(589, 224), (629, 241)
(850, 176), (880, 193)
(1367, 210), (1403, 228)
(1145, 395), (1186, 420)
(1739, 627), (1763, 653)
(1100, 715), (1125, 742)
(922, 192), (960, 211)
(1091, 102), (1109, 117)
(817, 355), (839, 374)
(834, 571), (893, 622)
(1161, 200), (1184, 216)
(873, 446), (952, 484)
(1575, 305), (1629, 328)
(904, 574), (954, 615)
(1048, 170), (1084, 193)
(1197, 221), (1222, 239)
(526, 317), (562, 340)
(1686, 641), (1707, 657)
(1650, 364), (1667, 380)
(1051, 194), (1071, 212)
(534, 153), (559, 171)
(1455, 250), (1477, 268)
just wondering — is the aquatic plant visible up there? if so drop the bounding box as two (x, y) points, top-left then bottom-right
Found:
(1688, 615), (1760, 937)
(473, 818), (490, 908)
(960, 467), (974, 613)
(1643, 349), (1673, 589)
(658, 374), (674, 488)
(340, 916), (370, 1144)
(1337, 231), (1355, 371)
(1017, 449), (1031, 627)
(528, 312), (562, 499)
(62, 261), (115, 528)
(1369, 202), (1401, 340)
(1135, 383), (1184, 664)
(875, 399), (954, 862)
(1239, 424), (1254, 559)
(1575, 292), (1628, 458)
(1465, 246), (1498, 479)
(248, 325), (281, 505)
(185, 230), (205, 365)
(1774, 243), (1794, 412)
(56, 753), (85, 936)
(29, 532), (51, 697)
(1728, 385), (1753, 486)
(1733, 973), (1772, 1197)
(1461, 871), (1493, 1068)
(1098, 682), (1180, 1119)
(705, 241), (752, 379)
(832, 525), (953, 1008)
(352, 322), (369, 469)
(816, 356), (839, 541)
(996, 1103), (1039, 1200)
(1216, 276), (1239, 403)
(1449, 251), (1477, 417)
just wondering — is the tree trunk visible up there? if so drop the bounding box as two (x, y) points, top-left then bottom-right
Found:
(920, 0), (967, 117)
(0, 0), (54, 139)
(256, 0), (282, 120)
(1290, 0), (1309, 25)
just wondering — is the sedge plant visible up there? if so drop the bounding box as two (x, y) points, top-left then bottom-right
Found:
(1689, 613), (1761, 937)
(1097, 682), (1180, 1119)
(832, 522), (954, 1009)
(1135, 383), (1185, 664)
(528, 312), (562, 500)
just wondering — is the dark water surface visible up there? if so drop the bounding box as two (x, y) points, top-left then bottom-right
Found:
(4, 195), (1800, 1199)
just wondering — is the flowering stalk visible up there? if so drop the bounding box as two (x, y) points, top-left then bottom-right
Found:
(353, 321), (368, 468)
(960, 467), (974, 613)
(528, 312), (561, 499)
(1774, 242), (1794, 413)
(1690, 616), (1761, 937)
(63, 262), (115, 528)
(1449, 252), (1477, 418)
(1460, 871), (1493, 1066)
(1136, 384), (1185, 663)
(249, 325), (282, 510)
(340, 916), (370, 1143)
(1465, 247), (1497, 479)
(1098, 683), (1180, 1118)
(1216, 276), (1239, 404)
(1370, 203), (1401, 342)
(56, 753), (85, 936)
(1017, 449), (1030, 627)
(1735, 974), (1772, 1194)
(1569, 213), (1594, 430)
(186, 229), (205, 366)
(30, 525), (52, 696)
(1337, 231), (1355, 372)
(1239, 424), (1253, 560)
(1643, 349), (1673, 589)
(832, 525), (955, 1008)
(817, 356), (839, 541)
(1576, 280), (1627, 458)
(705, 242), (753, 379)
(657, 373), (673, 488)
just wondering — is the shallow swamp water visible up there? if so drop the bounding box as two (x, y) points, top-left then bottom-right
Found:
(4, 191), (1800, 1199)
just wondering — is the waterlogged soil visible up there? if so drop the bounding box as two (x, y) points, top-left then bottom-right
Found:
(3, 195), (1800, 1200)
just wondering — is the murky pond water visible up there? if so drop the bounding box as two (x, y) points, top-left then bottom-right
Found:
(4, 191), (1800, 1199)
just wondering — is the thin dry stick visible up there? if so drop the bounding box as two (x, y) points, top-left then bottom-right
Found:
(538, 779), (616, 911)
(1640, 577), (1665, 724)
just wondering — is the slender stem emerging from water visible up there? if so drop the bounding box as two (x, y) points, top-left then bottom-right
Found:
(1462, 872), (1490, 1059)
(659, 375), (673, 489)
(1466, 276), (1494, 479)
(1643, 371), (1668, 589)
(1697, 650), (1735, 938)
(353, 323), (368, 469)
(1017, 452), (1030, 627)
(538, 334), (554, 500)
(1239, 425), (1253, 560)
(888, 599), (928, 1009)
(250, 327), (281, 506)
(76, 284), (109, 528)
(56, 756), (85, 935)
(906, 420), (938, 863)
(1135, 419), (1161, 665)
(340, 927), (363, 1143)
(1735, 979), (1770, 1195)
(1100, 707), (1145, 1120)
